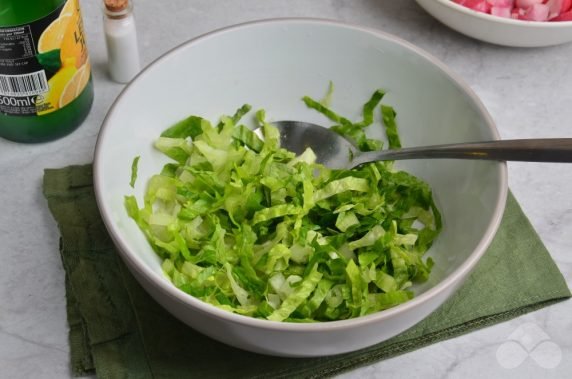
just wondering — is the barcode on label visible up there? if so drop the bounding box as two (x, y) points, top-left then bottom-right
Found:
(0, 70), (49, 97)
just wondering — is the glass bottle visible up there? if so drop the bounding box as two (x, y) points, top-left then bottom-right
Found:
(102, 0), (140, 83)
(0, 0), (94, 143)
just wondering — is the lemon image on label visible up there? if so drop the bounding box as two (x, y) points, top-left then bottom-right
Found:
(59, 62), (91, 108)
(36, 58), (77, 115)
(60, 0), (76, 17)
(37, 15), (70, 53)
(35, 0), (90, 115)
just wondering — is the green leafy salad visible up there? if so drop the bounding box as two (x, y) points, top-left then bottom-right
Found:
(125, 88), (442, 322)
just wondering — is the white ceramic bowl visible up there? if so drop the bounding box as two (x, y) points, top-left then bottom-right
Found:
(94, 18), (508, 357)
(416, 0), (572, 47)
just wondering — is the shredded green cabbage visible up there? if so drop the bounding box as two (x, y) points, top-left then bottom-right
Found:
(125, 89), (442, 322)
(129, 156), (140, 188)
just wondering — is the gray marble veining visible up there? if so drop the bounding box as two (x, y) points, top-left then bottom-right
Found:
(1, 1), (570, 378)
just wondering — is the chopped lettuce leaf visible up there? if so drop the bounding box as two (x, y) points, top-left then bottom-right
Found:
(126, 91), (441, 322)
(306, 89), (386, 152)
(320, 81), (335, 108)
(160, 115), (205, 139)
(130, 156), (140, 188)
(382, 104), (401, 149)
(356, 89), (385, 127)
(268, 264), (323, 321)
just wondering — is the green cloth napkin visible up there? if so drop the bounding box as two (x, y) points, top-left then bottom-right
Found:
(43, 164), (570, 379)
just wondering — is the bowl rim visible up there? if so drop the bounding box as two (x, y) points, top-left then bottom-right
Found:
(94, 17), (508, 332)
(429, 0), (572, 27)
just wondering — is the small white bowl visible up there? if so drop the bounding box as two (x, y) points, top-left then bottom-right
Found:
(94, 18), (507, 357)
(416, 0), (572, 47)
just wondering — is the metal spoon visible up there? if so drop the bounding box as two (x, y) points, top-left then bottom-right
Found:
(272, 121), (572, 170)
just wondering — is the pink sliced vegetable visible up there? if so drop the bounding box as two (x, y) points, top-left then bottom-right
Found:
(515, 0), (543, 9)
(453, 0), (572, 20)
(521, 3), (550, 20)
(491, 5), (512, 16)
(551, 9), (572, 19)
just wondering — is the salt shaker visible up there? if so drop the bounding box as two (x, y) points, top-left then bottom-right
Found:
(102, 0), (140, 83)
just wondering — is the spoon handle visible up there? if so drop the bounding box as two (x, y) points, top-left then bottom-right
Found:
(353, 138), (572, 165)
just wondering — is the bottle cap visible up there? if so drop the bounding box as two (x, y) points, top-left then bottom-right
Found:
(104, 0), (129, 12)
(103, 0), (132, 18)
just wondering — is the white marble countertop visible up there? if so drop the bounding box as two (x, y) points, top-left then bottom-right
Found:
(1, 1), (571, 378)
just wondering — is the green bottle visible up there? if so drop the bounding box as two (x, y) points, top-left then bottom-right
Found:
(0, 0), (93, 143)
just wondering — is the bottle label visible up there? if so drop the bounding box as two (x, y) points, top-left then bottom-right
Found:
(0, 0), (91, 117)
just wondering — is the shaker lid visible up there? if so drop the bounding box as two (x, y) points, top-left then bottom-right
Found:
(104, 0), (129, 13)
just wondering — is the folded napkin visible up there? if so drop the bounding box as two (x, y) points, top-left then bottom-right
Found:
(43, 164), (570, 379)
